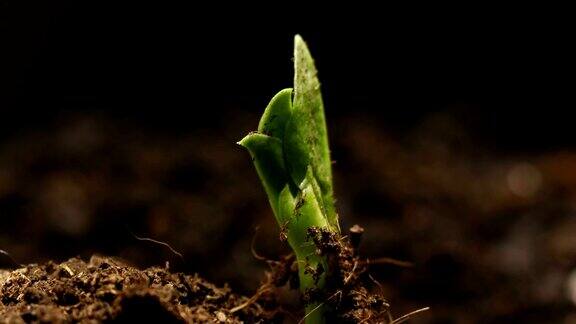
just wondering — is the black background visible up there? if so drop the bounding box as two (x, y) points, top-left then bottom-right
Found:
(1, 3), (572, 152)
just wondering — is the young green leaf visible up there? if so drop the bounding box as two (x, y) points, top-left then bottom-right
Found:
(239, 35), (339, 324)
(284, 35), (339, 231)
(258, 88), (293, 140)
(238, 133), (288, 218)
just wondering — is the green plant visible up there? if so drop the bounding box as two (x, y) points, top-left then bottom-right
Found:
(238, 35), (340, 323)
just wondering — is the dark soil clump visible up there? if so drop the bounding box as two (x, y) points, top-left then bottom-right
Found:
(307, 226), (390, 323)
(262, 226), (393, 323)
(0, 256), (277, 323)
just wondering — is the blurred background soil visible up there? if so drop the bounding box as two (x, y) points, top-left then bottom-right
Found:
(2, 111), (576, 323)
(1, 4), (574, 323)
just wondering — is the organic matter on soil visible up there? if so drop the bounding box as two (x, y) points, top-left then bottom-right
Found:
(258, 225), (393, 323)
(0, 256), (277, 323)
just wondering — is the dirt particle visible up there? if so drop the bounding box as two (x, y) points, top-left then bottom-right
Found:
(349, 224), (365, 251)
(215, 310), (227, 322)
(23, 287), (46, 304)
(0, 257), (278, 323)
(53, 284), (80, 306)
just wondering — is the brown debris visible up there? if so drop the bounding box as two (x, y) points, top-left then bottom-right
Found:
(262, 227), (393, 323)
(0, 256), (278, 323)
(349, 225), (365, 252)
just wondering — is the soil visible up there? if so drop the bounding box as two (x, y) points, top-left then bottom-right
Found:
(0, 229), (395, 323)
(305, 227), (389, 322)
(0, 256), (277, 323)
(264, 226), (392, 323)
(3, 114), (576, 322)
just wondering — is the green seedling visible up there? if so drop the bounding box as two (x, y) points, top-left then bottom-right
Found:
(239, 35), (339, 323)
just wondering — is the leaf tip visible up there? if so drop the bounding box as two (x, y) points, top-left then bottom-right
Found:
(294, 34), (305, 47)
(294, 34), (311, 62)
(237, 132), (257, 148)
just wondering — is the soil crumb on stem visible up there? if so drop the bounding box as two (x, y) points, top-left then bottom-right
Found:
(0, 256), (277, 323)
(262, 225), (396, 323)
(307, 226), (391, 323)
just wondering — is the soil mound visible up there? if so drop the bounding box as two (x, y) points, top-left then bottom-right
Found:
(0, 256), (274, 323)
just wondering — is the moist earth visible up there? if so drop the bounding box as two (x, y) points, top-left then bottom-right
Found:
(0, 256), (277, 323)
(0, 228), (393, 324)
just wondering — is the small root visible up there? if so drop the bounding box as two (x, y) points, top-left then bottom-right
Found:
(250, 226), (268, 261)
(390, 307), (430, 324)
(229, 285), (273, 313)
(358, 313), (372, 323)
(298, 290), (342, 324)
(298, 302), (324, 324)
(386, 309), (394, 323)
(364, 257), (413, 268)
(129, 231), (184, 260)
(343, 260), (358, 285)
